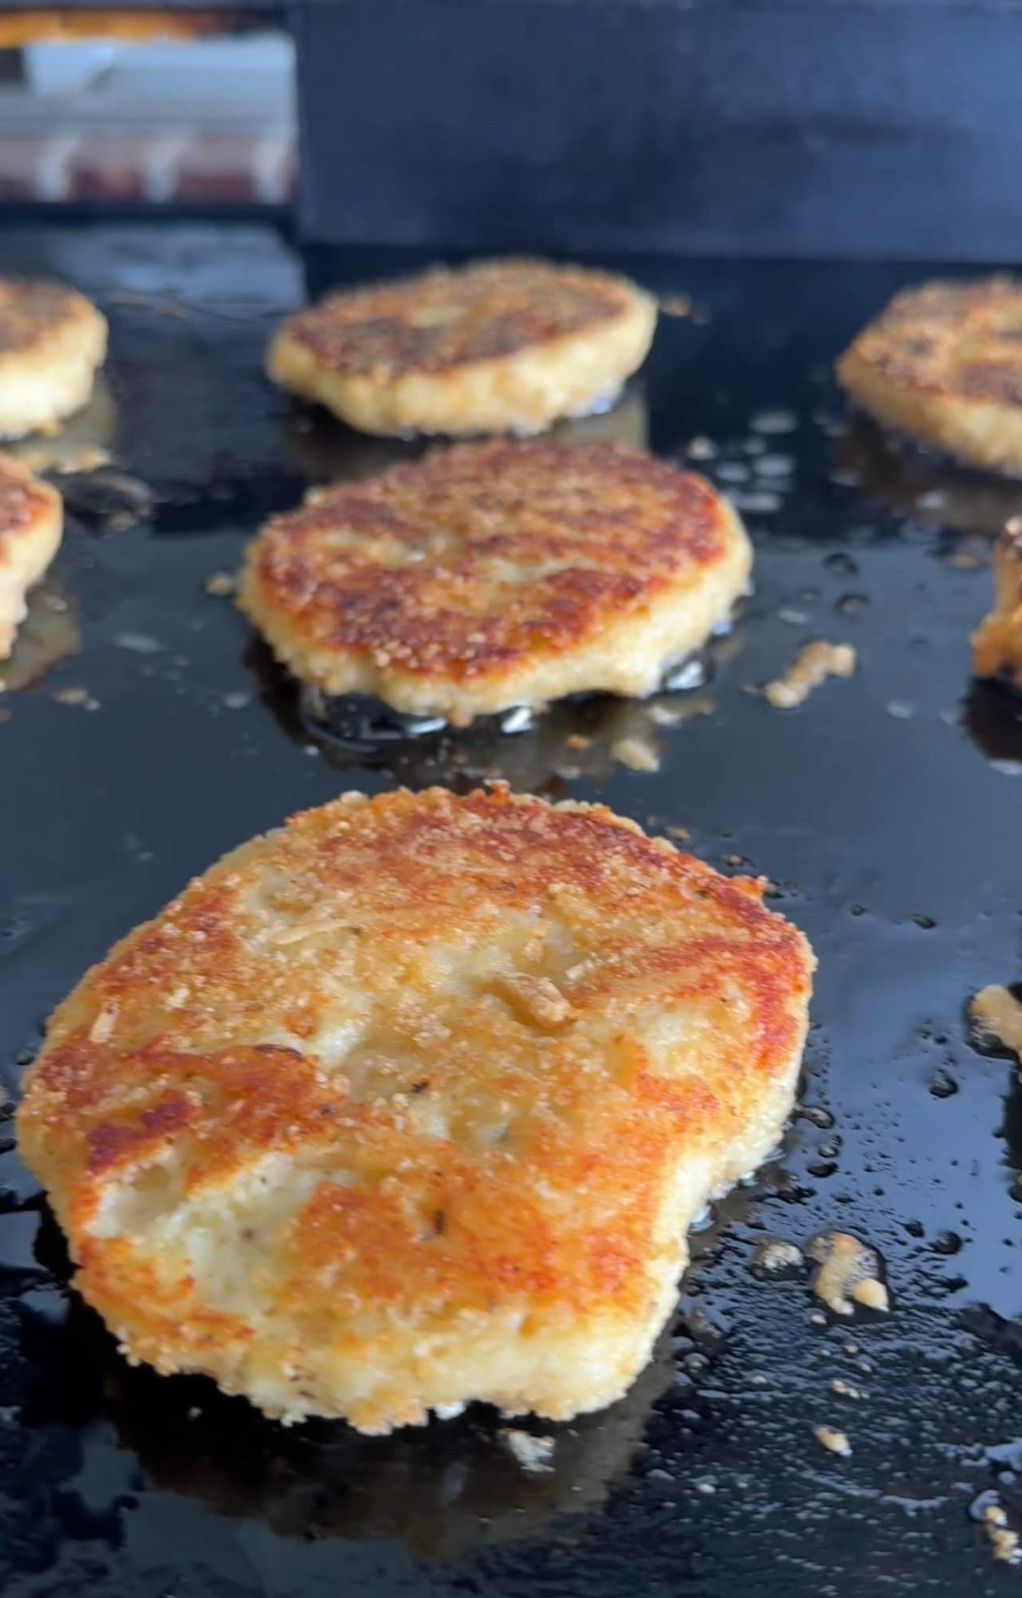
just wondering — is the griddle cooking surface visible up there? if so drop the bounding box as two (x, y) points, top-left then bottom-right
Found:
(1, 223), (1021, 1598)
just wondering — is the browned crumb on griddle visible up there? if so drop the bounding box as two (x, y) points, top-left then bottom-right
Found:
(814, 1425), (852, 1457)
(611, 734), (661, 773)
(984, 1501), (1022, 1565)
(751, 1238), (804, 1273)
(205, 570), (238, 598)
(659, 294), (692, 319)
(763, 641), (857, 709)
(808, 1232), (889, 1316)
(970, 984), (1022, 1059)
(972, 517), (1022, 689)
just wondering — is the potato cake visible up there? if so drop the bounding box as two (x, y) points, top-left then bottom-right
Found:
(0, 279), (107, 439)
(268, 258), (656, 436)
(838, 277), (1022, 474)
(239, 439), (752, 725)
(18, 787), (814, 1435)
(0, 452), (63, 658)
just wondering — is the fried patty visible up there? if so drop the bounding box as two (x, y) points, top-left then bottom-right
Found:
(973, 516), (1022, 689)
(17, 786), (814, 1434)
(0, 453), (63, 658)
(0, 279), (107, 439)
(268, 258), (657, 436)
(239, 439), (752, 725)
(837, 277), (1022, 474)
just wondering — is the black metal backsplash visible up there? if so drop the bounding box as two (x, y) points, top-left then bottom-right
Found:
(292, 0), (1022, 260)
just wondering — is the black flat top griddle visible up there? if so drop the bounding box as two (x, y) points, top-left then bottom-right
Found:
(2, 221), (1022, 1598)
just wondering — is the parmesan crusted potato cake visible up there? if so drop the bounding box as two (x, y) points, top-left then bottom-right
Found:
(17, 787), (814, 1435)
(973, 516), (1022, 689)
(0, 452), (62, 657)
(239, 439), (752, 725)
(0, 279), (107, 439)
(268, 258), (657, 436)
(837, 277), (1022, 474)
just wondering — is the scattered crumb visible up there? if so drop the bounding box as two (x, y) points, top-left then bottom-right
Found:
(565, 733), (591, 750)
(722, 852), (745, 869)
(809, 1310), (827, 1326)
(493, 972), (574, 1030)
(686, 436), (716, 461)
(763, 641), (857, 710)
(948, 551), (983, 571)
(205, 571), (237, 597)
(665, 825), (691, 842)
(52, 686), (99, 711)
(659, 293), (692, 318)
(984, 1502), (1021, 1565)
(778, 607), (809, 625)
(612, 735), (661, 773)
(830, 1379), (861, 1400)
(223, 691), (250, 710)
(500, 1429), (556, 1474)
(808, 1231), (888, 1316)
(851, 1277), (890, 1312)
(970, 985), (1022, 1060)
(752, 1238), (804, 1273)
(815, 1426), (851, 1457)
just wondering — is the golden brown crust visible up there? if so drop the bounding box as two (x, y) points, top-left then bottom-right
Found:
(277, 260), (637, 379)
(268, 259), (657, 436)
(0, 452), (63, 657)
(239, 439), (751, 723)
(972, 516), (1022, 688)
(18, 788), (814, 1432)
(837, 277), (1022, 472)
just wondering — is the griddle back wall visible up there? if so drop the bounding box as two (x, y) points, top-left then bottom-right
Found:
(292, 0), (1022, 261)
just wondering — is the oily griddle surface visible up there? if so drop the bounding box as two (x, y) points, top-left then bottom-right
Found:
(1, 223), (1022, 1598)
